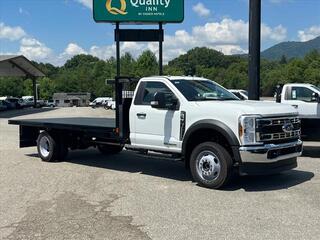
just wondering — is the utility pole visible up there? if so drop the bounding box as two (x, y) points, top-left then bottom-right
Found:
(159, 22), (163, 75)
(31, 76), (37, 108)
(248, 0), (261, 100)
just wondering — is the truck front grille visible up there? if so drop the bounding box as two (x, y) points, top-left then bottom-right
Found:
(256, 116), (301, 143)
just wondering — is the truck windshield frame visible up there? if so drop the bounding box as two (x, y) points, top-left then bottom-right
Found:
(170, 79), (239, 101)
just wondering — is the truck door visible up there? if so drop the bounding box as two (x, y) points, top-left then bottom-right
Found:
(130, 81), (181, 152)
(284, 86), (319, 117)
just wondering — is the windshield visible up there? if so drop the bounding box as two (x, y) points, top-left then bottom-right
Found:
(170, 79), (239, 101)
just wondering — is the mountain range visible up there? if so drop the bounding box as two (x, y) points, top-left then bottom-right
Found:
(261, 36), (320, 60)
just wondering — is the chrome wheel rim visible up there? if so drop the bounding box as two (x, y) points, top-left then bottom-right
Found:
(196, 150), (221, 181)
(39, 136), (50, 158)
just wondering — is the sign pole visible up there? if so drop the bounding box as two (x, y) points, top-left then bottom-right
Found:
(116, 22), (120, 77)
(248, 0), (261, 100)
(159, 22), (163, 75)
(115, 22), (121, 129)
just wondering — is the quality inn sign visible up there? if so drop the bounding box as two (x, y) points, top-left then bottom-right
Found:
(94, 0), (184, 23)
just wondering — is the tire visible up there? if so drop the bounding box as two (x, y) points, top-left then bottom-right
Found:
(97, 144), (123, 155)
(190, 142), (233, 189)
(37, 131), (68, 162)
(37, 131), (59, 162)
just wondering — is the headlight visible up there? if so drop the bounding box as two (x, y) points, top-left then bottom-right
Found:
(239, 115), (262, 145)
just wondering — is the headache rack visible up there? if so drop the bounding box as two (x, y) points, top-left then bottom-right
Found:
(256, 116), (301, 143)
(108, 76), (139, 140)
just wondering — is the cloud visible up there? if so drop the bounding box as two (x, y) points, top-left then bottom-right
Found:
(0, 22), (53, 62)
(47, 18), (288, 65)
(192, 3), (211, 17)
(75, 0), (92, 9)
(0, 22), (26, 41)
(261, 24), (287, 42)
(64, 43), (87, 55)
(19, 37), (52, 60)
(192, 19), (248, 45)
(298, 25), (320, 42)
(89, 45), (115, 60)
(0, 18), (288, 66)
(62, 18), (284, 64)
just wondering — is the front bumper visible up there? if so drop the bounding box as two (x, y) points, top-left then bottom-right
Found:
(238, 140), (303, 175)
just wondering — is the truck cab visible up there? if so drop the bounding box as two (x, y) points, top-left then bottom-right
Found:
(127, 77), (302, 187)
(276, 83), (320, 140)
(277, 83), (320, 116)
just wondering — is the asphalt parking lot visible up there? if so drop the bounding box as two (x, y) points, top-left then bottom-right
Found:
(0, 108), (319, 240)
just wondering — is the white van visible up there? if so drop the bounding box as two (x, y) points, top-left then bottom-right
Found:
(89, 97), (113, 108)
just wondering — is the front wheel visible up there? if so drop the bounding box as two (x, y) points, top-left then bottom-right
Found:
(190, 142), (233, 189)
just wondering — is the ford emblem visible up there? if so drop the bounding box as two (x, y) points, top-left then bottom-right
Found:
(282, 123), (294, 133)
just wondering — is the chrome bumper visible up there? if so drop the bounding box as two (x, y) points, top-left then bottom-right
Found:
(239, 140), (303, 164)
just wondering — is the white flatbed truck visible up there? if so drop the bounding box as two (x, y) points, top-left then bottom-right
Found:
(9, 76), (303, 189)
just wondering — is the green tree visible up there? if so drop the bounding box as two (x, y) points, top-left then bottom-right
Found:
(38, 77), (55, 100)
(279, 55), (287, 64)
(135, 50), (158, 77)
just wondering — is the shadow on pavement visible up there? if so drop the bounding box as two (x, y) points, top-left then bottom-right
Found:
(26, 149), (314, 191)
(302, 146), (320, 158)
(0, 107), (56, 119)
(28, 149), (192, 182)
(225, 170), (314, 192)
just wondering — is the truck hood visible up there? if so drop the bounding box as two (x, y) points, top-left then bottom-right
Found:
(194, 100), (298, 117)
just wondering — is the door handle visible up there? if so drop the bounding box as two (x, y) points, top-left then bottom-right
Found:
(292, 105), (298, 109)
(137, 113), (147, 118)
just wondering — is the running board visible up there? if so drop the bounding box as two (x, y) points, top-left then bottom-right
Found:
(125, 147), (181, 160)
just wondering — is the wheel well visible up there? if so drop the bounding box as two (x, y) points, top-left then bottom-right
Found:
(183, 128), (235, 169)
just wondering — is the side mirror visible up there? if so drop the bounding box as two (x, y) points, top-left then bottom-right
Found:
(151, 92), (179, 110)
(151, 92), (166, 109)
(311, 92), (320, 103)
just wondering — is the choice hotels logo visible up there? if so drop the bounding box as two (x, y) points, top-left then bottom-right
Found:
(106, 0), (128, 15)
(106, 0), (172, 15)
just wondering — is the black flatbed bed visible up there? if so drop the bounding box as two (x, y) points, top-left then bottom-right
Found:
(9, 117), (116, 132)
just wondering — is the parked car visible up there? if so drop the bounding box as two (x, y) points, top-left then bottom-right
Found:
(46, 100), (56, 108)
(89, 97), (113, 108)
(229, 89), (249, 100)
(104, 100), (116, 110)
(0, 97), (23, 109)
(0, 100), (15, 110)
(21, 96), (46, 108)
(0, 100), (8, 111)
(6, 97), (23, 109)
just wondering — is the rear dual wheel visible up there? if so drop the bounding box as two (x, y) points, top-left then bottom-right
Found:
(37, 131), (68, 162)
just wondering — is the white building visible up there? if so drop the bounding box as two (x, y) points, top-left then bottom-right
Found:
(53, 92), (91, 107)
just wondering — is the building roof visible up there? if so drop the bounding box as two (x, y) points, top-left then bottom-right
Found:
(0, 55), (45, 77)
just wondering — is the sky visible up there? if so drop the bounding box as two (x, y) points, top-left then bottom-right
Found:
(0, 0), (319, 66)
